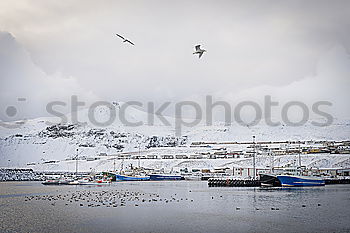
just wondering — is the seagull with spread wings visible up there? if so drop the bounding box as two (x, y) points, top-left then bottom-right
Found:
(116, 34), (135, 46)
(193, 45), (206, 58)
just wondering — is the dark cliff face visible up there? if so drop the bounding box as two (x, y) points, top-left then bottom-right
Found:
(37, 123), (188, 149)
(2, 123), (188, 154)
(146, 135), (187, 149)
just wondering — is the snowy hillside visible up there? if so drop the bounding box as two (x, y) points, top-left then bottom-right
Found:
(27, 152), (350, 173)
(0, 104), (350, 169)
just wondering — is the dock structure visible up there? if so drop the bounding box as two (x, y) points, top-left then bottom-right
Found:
(325, 178), (350, 185)
(208, 178), (261, 187)
(208, 177), (350, 187)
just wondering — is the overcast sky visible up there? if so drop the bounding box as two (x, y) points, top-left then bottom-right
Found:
(0, 0), (350, 122)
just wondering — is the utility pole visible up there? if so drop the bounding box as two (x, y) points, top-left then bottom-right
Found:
(113, 155), (116, 172)
(253, 135), (256, 179)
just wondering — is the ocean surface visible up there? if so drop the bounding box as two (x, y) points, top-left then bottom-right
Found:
(0, 181), (349, 233)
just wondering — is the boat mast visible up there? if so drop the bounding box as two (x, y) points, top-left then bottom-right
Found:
(120, 157), (124, 174)
(138, 142), (141, 168)
(75, 148), (78, 178)
(270, 149), (274, 174)
(121, 157), (124, 174)
(298, 142), (302, 174)
(253, 135), (256, 179)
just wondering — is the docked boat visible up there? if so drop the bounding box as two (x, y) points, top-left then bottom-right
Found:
(57, 179), (71, 185)
(149, 174), (182, 181)
(42, 179), (60, 185)
(68, 180), (80, 185)
(277, 175), (325, 187)
(76, 178), (94, 185)
(263, 144), (325, 187)
(78, 179), (111, 185)
(42, 177), (73, 185)
(183, 174), (202, 181)
(115, 174), (150, 181)
(76, 175), (112, 185)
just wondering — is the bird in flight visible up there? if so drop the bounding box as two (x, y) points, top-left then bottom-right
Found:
(193, 45), (206, 58)
(116, 34), (135, 46)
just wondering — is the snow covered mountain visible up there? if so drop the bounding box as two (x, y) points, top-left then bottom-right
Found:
(0, 103), (349, 168)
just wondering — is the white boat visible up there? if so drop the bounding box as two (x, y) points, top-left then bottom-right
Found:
(77, 176), (112, 185)
(42, 177), (73, 185)
(68, 180), (80, 185)
(42, 179), (60, 185)
(184, 174), (202, 181)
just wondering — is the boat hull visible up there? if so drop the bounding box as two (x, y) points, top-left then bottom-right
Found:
(42, 180), (60, 185)
(115, 174), (150, 181)
(184, 176), (202, 181)
(78, 182), (111, 185)
(149, 174), (182, 181)
(277, 175), (325, 187)
(42, 180), (71, 185)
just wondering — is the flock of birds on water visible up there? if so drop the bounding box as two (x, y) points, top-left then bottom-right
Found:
(23, 188), (322, 211)
(116, 33), (207, 58)
(24, 189), (194, 208)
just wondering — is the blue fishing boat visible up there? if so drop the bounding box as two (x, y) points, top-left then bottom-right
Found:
(115, 174), (150, 181)
(273, 143), (325, 187)
(277, 175), (325, 187)
(149, 174), (182, 181)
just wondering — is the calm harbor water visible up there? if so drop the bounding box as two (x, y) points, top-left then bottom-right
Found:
(0, 181), (350, 233)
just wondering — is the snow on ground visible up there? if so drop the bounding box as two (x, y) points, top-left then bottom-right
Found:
(0, 104), (349, 169)
(27, 154), (350, 173)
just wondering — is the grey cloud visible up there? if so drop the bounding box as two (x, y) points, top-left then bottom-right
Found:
(0, 0), (349, 121)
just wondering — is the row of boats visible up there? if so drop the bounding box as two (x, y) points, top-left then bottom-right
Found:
(43, 173), (326, 187)
(42, 173), (186, 185)
(42, 175), (112, 185)
(115, 174), (183, 181)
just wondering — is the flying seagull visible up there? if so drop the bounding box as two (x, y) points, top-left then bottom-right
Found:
(193, 45), (206, 58)
(116, 34), (135, 46)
